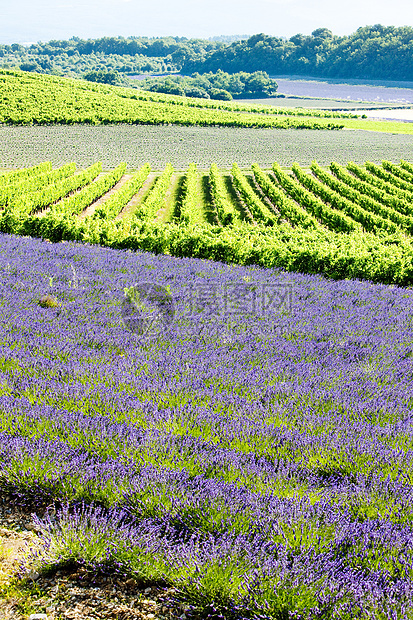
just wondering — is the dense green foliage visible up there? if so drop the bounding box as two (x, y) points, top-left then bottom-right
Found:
(93, 163), (151, 220)
(178, 163), (205, 224)
(9, 163), (101, 216)
(252, 163), (320, 230)
(134, 163), (174, 220)
(288, 162), (397, 234)
(183, 25), (413, 81)
(0, 35), (229, 78)
(3, 209), (412, 285)
(3, 158), (413, 285)
(232, 162), (278, 225)
(5, 27), (413, 82)
(209, 163), (239, 225)
(0, 162), (75, 207)
(139, 70), (278, 100)
(83, 69), (122, 85)
(311, 161), (413, 231)
(0, 70), (346, 130)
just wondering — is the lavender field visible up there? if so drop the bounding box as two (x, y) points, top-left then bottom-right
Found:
(2, 231), (413, 619)
(273, 77), (413, 104)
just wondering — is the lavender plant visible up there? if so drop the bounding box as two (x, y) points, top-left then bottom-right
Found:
(1, 232), (413, 618)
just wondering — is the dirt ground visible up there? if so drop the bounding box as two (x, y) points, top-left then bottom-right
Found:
(0, 500), (190, 620)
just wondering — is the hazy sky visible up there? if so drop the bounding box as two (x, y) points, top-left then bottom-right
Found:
(1, 0), (413, 44)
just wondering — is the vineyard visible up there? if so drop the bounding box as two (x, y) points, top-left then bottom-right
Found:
(0, 70), (350, 130)
(5, 30), (413, 620)
(4, 70), (413, 135)
(3, 157), (413, 284)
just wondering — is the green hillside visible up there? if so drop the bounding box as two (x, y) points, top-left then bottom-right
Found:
(0, 70), (347, 129)
(4, 69), (413, 138)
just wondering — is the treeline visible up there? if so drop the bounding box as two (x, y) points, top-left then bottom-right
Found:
(182, 26), (413, 81)
(1, 35), (223, 60)
(1, 49), (167, 79)
(0, 36), (234, 79)
(3, 26), (413, 83)
(138, 70), (278, 100)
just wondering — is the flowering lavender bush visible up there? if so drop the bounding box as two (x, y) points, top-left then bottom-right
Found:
(2, 232), (413, 619)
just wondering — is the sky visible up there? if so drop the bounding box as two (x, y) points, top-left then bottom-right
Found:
(1, 0), (413, 45)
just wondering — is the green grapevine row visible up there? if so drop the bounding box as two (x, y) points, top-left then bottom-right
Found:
(121, 85), (355, 119)
(179, 164), (205, 225)
(252, 163), (319, 229)
(346, 162), (413, 210)
(49, 163), (126, 217)
(269, 162), (358, 233)
(348, 161), (413, 202)
(1, 163), (77, 208)
(0, 162), (52, 186)
(291, 163), (399, 234)
(231, 163), (278, 226)
(330, 162), (413, 217)
(208, 164), (239, 226)
(382, 160), (413, 186)
(400, 160), (413, 176)
(135, 163), (174, 220)
(8, 164), (100, 216)
(365, 160), (413, 195)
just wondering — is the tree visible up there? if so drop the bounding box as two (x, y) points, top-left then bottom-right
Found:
(83, 69), (120, 85)
(311, 28), (333, 40)
(244, 71), (277, 96)
(20, 61), (41, 73)
(185, 86), (210, 98)
(290, 34), (308, 46)
(210, 88), (232, 100)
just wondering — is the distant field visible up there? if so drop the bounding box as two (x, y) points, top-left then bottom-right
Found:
(237, 96), (413, 110)
(272, 76), (413, 103)
(2, 124), (413, 170)
(339, 117), (413, 134)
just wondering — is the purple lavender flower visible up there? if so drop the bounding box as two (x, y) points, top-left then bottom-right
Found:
(2, 231), (413, 619)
